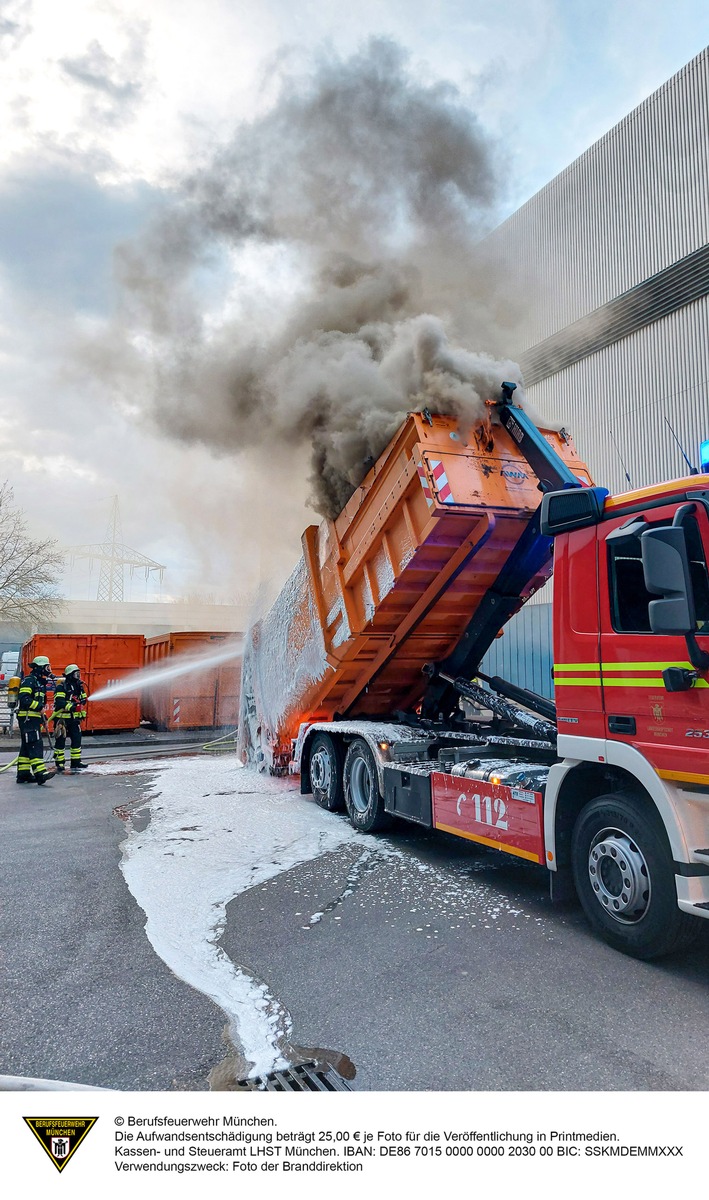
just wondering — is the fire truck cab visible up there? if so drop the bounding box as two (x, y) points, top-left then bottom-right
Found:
(542, 478), (709, 956)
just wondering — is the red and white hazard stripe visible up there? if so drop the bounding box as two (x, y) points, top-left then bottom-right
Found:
(173, 698), (181, 726)
(428, 459), (455, 504)
(417, 460), (435, 509)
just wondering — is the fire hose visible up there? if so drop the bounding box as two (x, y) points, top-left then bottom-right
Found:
(0, 716), (57, 773)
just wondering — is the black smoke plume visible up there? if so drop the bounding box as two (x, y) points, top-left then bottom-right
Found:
(112, 38), (530, 517)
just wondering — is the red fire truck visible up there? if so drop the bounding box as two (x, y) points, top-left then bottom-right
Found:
(240, 387), (709, 959)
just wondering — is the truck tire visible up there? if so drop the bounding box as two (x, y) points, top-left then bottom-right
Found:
(571, 791), (700, 960)
(308, 733), (345, 812)
(343, 739), (392, 833)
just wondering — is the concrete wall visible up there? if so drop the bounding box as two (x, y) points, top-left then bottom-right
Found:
(481, 603), (554, 700)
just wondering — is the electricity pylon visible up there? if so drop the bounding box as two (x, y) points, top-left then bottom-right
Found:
(67, 496), (166, 602)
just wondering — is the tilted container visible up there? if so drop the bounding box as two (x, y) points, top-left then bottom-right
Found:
(238, 411), (592, 769)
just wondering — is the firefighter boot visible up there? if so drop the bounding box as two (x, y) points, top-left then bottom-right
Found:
(16, 753), (32, 783)
(35, 771), (55, 785)
(70, 761), (89, 772)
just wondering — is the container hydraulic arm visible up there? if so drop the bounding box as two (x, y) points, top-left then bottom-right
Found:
(421, 384), (584, 720)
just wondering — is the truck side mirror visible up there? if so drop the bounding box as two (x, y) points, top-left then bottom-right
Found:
(640, 526), (695, 635)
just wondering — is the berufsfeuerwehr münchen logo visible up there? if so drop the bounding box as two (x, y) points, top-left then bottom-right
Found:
(23, 1116), (98, 1172)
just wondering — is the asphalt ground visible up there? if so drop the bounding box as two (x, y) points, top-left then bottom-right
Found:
(1, 757), (708, 1092)
(221, 806), (709, 1092)
(0, 761), (227, 1090)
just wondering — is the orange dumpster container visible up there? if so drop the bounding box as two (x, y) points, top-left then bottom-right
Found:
(21, 634), (144, 732)
(238, 411), (592, 769)
(141, 632), (241, 731)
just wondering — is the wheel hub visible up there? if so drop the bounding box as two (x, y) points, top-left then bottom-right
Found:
(311, 749), (331, 794)
(588, 827), (651, 924)
(349, 757), (372, 814)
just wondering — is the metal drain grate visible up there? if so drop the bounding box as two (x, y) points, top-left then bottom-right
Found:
(235, 1062), (353, 1092)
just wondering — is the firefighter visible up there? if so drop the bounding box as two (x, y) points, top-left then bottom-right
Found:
(16, 655), (55, 785)
(52, 664), (88, 772)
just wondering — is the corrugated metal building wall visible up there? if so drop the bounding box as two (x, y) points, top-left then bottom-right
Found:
(480, 603), (554, 699)
(485, 48), (709, 345)
(476, 47), (709, 694)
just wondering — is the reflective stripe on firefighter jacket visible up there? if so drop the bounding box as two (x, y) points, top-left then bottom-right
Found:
(52, 677), (88, 721)
(17, 672), (48, 720)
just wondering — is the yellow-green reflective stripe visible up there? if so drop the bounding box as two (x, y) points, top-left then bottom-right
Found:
(601, 661), (692, 671)
(556, 675), (708, 688)
(554, 677), (602, 685)
(602, 678), (663, 687)
(557, 661), (700, 671)
(554, 664), (599, 672)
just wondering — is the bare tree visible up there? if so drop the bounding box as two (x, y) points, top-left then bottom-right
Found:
(0, 484), (64, 630)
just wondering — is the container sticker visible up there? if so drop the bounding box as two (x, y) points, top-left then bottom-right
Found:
(416, 460), (435, 509)
(428, 459), (455, 504)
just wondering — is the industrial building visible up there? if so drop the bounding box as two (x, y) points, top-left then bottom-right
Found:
(481, 46), (709, 696)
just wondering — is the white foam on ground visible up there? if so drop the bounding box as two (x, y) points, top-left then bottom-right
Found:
(94, 753), (360, 1077)
(95, 753), (537, 1079)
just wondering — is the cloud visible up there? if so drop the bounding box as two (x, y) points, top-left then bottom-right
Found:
(59, 23), (149, 126)
(0, 0), (32, 59)
(0, 160), (162, 310)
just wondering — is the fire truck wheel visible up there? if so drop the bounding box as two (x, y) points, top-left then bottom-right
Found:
(343, 739), (392, 833)
(571, 791), (700, 960)
(308, 733), (345, 812)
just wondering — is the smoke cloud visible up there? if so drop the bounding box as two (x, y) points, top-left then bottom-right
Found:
(104, 38), (533, 518)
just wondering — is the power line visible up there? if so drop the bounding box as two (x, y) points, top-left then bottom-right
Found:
(67, 497), (166, 602)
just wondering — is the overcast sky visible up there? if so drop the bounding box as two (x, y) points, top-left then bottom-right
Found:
(1, 0), (708, 604)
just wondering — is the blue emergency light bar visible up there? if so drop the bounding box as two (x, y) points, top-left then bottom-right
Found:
(701, 439), (709, 473)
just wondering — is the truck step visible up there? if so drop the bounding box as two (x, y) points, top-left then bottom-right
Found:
(694, 849), (709, 862)
(233, 1062), (352, 1092)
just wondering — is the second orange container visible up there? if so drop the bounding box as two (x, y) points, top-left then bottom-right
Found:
(141, 632), (241, 731)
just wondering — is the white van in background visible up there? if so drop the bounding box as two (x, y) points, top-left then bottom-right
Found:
(0, 649), (21, 733)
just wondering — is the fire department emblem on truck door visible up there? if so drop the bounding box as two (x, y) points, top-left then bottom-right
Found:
(652, 701), (664, 723)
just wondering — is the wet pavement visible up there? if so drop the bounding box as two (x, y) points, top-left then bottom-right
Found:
(1, 755), (708, 1092)
(0, 763), (226, 1090)
(220, 820), (709, 1090)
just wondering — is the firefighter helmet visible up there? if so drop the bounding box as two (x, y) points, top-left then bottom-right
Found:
(65, 664), (80, 676)
(31, 655), (51, 668)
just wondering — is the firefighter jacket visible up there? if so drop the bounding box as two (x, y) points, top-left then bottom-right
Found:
(53, 676), (88, 722)
(17, 671), (49, 721)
